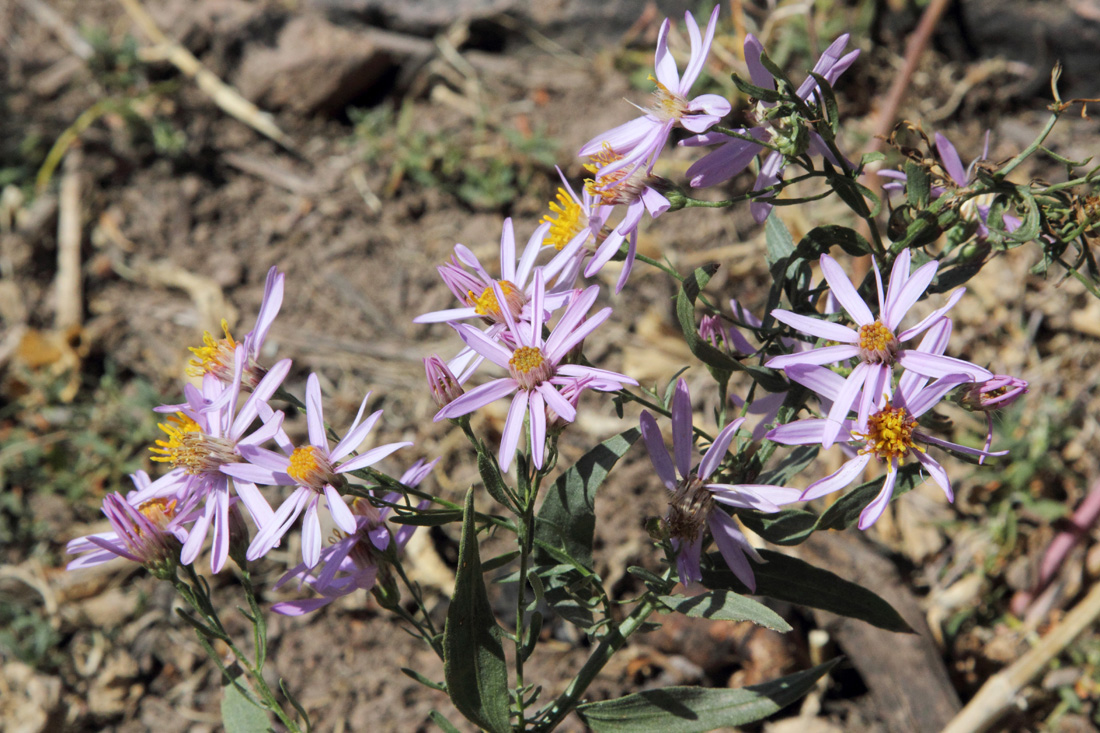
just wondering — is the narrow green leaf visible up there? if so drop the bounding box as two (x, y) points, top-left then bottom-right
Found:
(576, 659), (840, 732)
(765, 212), (796, 267)
(401, 667), (447, 692)
(221, 677), (272, 733)
(429, 710), (463, 733)
(737, 507), (819, 546)
(477, 446), (514, 509)
(904, 160), (931, 209)
(657, 591), (791, 632)
(806, 71), (839, 135)
(442, 489), (511, 733)
(797, 225), (871, 258)
(730, 73), (782, 103)
(703, 550), (913, 633)
(534, 428), (641, 568)
(390, 510), (464, 527)
(481, 549), (521, 573)
(756, 444), (819, 486)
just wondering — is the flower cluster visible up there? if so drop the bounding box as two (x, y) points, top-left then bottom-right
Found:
(68, 267), (430, 615)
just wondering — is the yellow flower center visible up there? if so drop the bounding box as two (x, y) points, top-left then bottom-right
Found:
(188, 319), (236, 378)
(287, 446), (337, 492)
(854, 404), (923, 463)
(150, 413), (239, 475)
(187, 319), (266, 388)
(583, 145), (647, 207)
(138, 498), (178, 532)
(666, 474), (713, 543)
(858, 320), (899, 363)
(648, 76), (688, 121)
(467, 280), (525, 323)
(508, 345), (553, 390)
(542, 188), (588, 251)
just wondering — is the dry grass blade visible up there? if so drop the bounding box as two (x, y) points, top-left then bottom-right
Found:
(115, 0), (299, 155)
(943, 578), (1100, 733)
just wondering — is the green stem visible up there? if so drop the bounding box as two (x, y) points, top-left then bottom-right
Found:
(176, 567), (305, 732)
(999, 111), (1059, 178)
(532, 593), (662, 732)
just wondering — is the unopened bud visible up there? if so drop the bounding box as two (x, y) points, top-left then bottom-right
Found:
(227, 502), (250, 569)
(424, 355), (464, 408)
(955, 375), (1028, 412)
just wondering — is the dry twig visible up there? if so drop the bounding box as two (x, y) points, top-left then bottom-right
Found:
(115, 0), (299, 154)
(943, 578), (1100, 733)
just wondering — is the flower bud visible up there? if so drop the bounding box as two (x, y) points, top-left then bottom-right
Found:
(424, 355), (464, 408)
(227, 502), (251, 570)
(955, 375), (1028, 412)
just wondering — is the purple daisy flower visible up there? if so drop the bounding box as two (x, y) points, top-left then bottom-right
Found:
(414, 218), (578, 381)
(766, 251), (992, 448)
(578, 6), (730, 182)
(683, 33), (859, 223)
(134, 348), (292, 573)
(225, 373), (412, 568)
(188, 266), (285, 390)
(67, 472), (194, 571)
(434, 270), (637, 471)
(767, 366), (1007, 529)
(271, 459), (439, 616)
(640, 379), (802, 591)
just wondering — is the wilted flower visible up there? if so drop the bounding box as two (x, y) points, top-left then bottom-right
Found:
(271, 459), (438, 616)
(225, 374), (412, 568)
(767, 367), (1007, 529)
(684, 33), (859, 222)
(879, 132), (1022, 239)
(67, 475), (191, 574)
(435, 271), (637, 471)
(767, 251), (991, 448)
(188, 266), (285, 389)
(640, 379), (801, 591)
(955, 374), (1028, 462)
(578, 7), (729, 183)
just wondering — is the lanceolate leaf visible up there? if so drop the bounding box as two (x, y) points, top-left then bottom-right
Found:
(702, 550), (913, 633)
(576, 659), (840, 732)
(442, 489), (510, 733)
(657, 591), (791, 632)
(534, 428), (640, 568)
(221, 676), (271, 733)
(533, 428), (640, 631)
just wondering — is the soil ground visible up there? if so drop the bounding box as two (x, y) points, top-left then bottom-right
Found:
(3, 1), (1100, 731)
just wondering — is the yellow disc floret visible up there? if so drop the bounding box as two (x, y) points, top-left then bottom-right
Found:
(150, 413), (238, 475)
(647, 76), (688, 121)
(508, 345), (553, 390)
(188, 319), (237, 379)
(287, 446), (337, 492)
(467, 280), (526, 323)
(542, 188), (587, 251)
(139, 498), (178, 531)
(858, 320), (899, 363)
(854, 404), (923, 463)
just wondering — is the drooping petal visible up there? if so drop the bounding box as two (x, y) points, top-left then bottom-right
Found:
(671, 379), (693, 480)
(708, 512), (761, 592)
(498, 393), (530, 472)
(858, 462), (899, 530)
(528, 390), (547, 469)
(301, 499), (322, 568)
(640, 411), (677, 491)
(801, 454), (871, 501)
(914, 451), (954, 502)
(699, 418), (744, 481)
(434, 378), (517, 421)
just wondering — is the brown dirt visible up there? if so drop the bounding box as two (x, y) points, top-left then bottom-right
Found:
(4, 1), (1100, 731)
